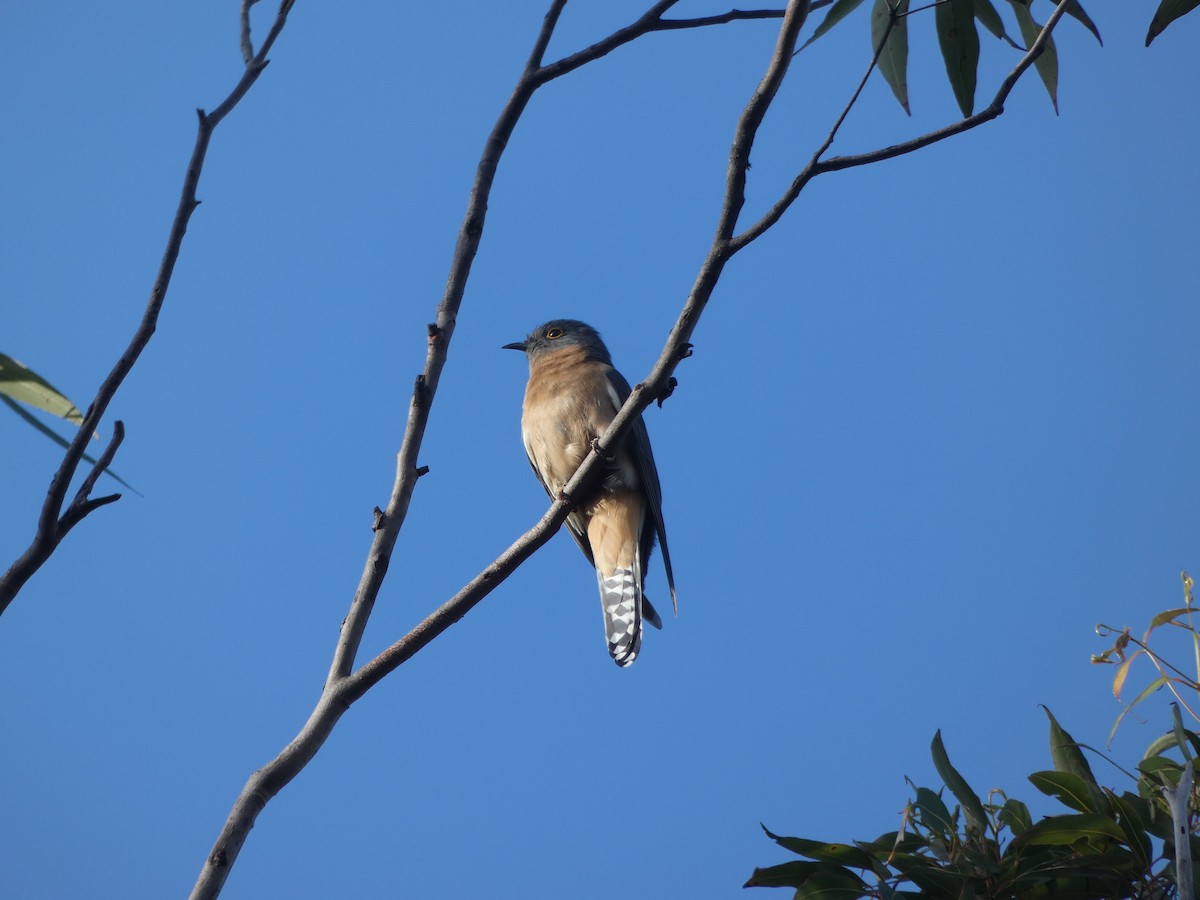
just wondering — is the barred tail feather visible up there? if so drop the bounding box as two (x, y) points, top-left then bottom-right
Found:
(598, 565), (642, 667)
(586, 492), (646, 666)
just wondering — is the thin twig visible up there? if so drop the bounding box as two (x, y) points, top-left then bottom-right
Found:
(240, 0), (257, 65)
(814, 0), (899, 167)
(906, 0), (948, 16)
(0, 0), (295, 620)
(656, 9), (786, 30)
(536, 2), (679, 81)
(732, 0), (1074, 251)
(57, 422), (126, 536)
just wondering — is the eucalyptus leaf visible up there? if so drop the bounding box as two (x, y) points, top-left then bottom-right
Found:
(1149, 607), (1194, 629)
(760, 826), (878, 869)
(1143, 728), (1200, 761)
(1028, 770), (1106, 813)
(800, 0), (871, 50)
(1059, 0), (1102, 45)
(1010, 0), (1059, 113)
(914, 787), (955, 839)
(1012, 813), (1125, 847)
(744, 860), (826, 888)
(1, 395), (140, 494)
(935, 0), (979, 117)
(1146, 0), (1200, 46)
(0, 352), (85, 425)
(1043, 707), (1098, 784)
(930, 731), (988, 831)
(793, 869), (869, 899)
(999, 797), (1032, 834)
(1105, 789), (1153, 868)
(974, 0), (1020, 47)
(871, 0), (911, 114)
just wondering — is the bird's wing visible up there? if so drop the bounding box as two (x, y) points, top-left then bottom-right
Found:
(522, 440), (596, 567)
(605, 367), (677, 615)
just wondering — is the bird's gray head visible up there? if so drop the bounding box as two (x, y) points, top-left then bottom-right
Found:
(502, 319), (613, 366)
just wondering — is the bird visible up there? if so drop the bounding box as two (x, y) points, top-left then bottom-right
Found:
(504, 319), (677, 667)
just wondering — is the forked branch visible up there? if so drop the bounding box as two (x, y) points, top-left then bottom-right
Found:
(0, 0), (296, 619)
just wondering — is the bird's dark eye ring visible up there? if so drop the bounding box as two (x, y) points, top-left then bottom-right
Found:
(546, 328), (563, 339)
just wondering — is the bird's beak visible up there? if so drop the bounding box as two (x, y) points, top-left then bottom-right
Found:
(501, 341), (527, 351)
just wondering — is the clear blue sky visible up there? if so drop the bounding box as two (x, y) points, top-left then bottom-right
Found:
(2, 2), (1197, 898)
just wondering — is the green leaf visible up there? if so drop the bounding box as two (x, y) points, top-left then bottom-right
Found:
(974, 0), (1020, 47)
(1012, 813), (1125, 847)
(913, 787), (955, 839)
(1027, 770), (1106, 814)
(0, 395), (141, 495)
(1143, 728), (1200, 761)
(1146, 0), (1200, 46)
(957, 843), (1003, 874)
(800, 0), (872, 50)
(861, 830), (924, 856)
(1043, 708), (1098, 784)
(936, 0), (980, 117)
(1120, 674), (1170, 722)
(0, 352), (85, 425)
(1138, 754), (1182, 780)
(1042, 709), (1107, 815)
(1104, 789), (1153, 868)
(1058, 0), (1102, 45)
(744, 860), (826, 888)
(930, 731), (988, 832)
(1009, 854), (1140, 895)
(793, 869), (870, 899)
(1171, 702), (1195, 761)
(999, 798), (1032, 835)
(871, 0), (911, 115)
(760, 826), (878, 869)
(1010, 0), (1058, 114)
(887, 858), (962, 899)
(1148, 607), (1194, 629)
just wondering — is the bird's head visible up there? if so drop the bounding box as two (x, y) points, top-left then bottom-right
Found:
(502, 319), (612, 366)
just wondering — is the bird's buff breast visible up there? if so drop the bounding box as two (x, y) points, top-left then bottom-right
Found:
(521, 351), (620, 492)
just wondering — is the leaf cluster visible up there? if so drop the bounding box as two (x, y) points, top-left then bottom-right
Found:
(802, 0), (1194, 118)
(1094, 572), (1200, 744)
(746, 709), (1199, 898)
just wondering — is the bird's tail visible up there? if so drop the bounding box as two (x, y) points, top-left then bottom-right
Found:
(587, 493), (645, 667)
(596, 564), (642, 666)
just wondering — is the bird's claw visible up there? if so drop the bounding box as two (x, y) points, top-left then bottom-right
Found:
(590, 437), (614, 459)
(656, 376), (679, 408)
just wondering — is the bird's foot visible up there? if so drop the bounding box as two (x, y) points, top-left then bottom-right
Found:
(590, 437), (614, 460)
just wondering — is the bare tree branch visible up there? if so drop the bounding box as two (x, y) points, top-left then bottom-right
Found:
(191, 0), (1076, 893)
(0, 0), (296, 620)
(189, 2), (803, 895)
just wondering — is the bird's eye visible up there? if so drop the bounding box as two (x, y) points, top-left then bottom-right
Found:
(546, 327), (563, 339)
